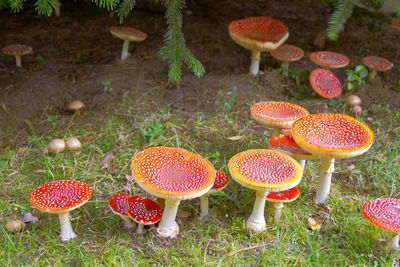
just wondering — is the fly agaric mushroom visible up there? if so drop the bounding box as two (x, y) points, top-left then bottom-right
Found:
(309, 51), (350, 69)
(66, 137), (82, 151)
(229, 149), (302, 232)
(127, 197), (163, 234)
(131, 146), (215, 238)
(392, 18), (400, 31)
(68, 100), (85, 115)
(108, 193), (141, 229)
(251, 101), (309, 135)
(291, 113), (374, 204)
(362, 56), (393, 81)
(200, 170), (229, 217)
(310, 68), (342, 99)
(281, 128), (293, 138)
(229, 17), (289, 75)
(269, 134), (317, 169)
(270, 44), (304, 76)
(30, 180), (92, 242)
(362, 198), (400, 250)
(109, 27), (147, 61)
(48, 138), (66, 153)
(2, 44), (32, 67)
(266, 187), (300, 223)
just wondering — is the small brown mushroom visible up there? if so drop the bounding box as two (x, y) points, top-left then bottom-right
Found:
(48, 139), (66, 153)
(68, 100), (85, 115)
(66, 138), (82, 151)
(347, 95), (362, 107)
(6, 218), (25, 232)
(352, 105), (362, 116)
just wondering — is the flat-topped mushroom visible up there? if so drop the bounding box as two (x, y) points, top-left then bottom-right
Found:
(251, 101), (309, 135)
(310, 68), (342, 99)
(30, 180), (92, 242)
(270, 44), (304, 76)
(309, 51), (350, 69)
(266, 187), (300, 223)
(229, 149), (302, 232)
(362, 56), (393, 81)
(362, 198), (400, 250)
(292, 113), (374, 204)
(109, 193), (141, 229)
(110, 26), (147, 61)
(392, 18), (400, 31)
(68, 100), (85, 115)
(229, 17), (289, 75)
(127, 197), (163, 234)
(200, 170), (229, 217)
(2, 44), (32, 67)
(131, 146), (215, 238)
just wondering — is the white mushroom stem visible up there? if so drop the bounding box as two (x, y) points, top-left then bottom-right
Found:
(281, 62), (289, 76)
(249, 50), (261, 75)
(121, 216), (134, 229)
(315, 157), (335, 204)
(246, 190), (268, 233)
(200, 193), (209, 217)
(389, 233), (399, 250)
(369, 69), (377, 81)
(137, 223), (145, 234)
(55, 0), (61, 17)
(157, 199), (180, 238)
(15, 55), (22, 67)
(273, 202), (285, 223)
(58, 211), (76, 242)
(120, 40), (130, 61)
(296, 159), (306, 170)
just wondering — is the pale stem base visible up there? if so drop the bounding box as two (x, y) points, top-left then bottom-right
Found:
(15, 55), (22, 67)
(296, 159), (306, 170)
(368, 69), (377, 82)
(136, 223), (145, 235)
(315, 157), (335, 204)
(273, 202), (285, 223)
(389, 233), (399, 250)
(55, 0), (61, 17)
(246, 191), (268, 233)
(249, 50), (261, 75)
(58, 211), (77, 242)
(121, 216), (134, 229)
(120, 40), (130, 61)
(157, 199), (180, 238)
(281, 61), (289, 77)
(200, 194), (209, 217)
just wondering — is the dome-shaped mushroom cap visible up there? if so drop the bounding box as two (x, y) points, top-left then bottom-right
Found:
(270, 44), (304, 62)
(310, 68), (342, 99)
(131, 147), (215, 200)
(210, 170), (229, 193)
(110, 27), (147, 42)
(309, 51), (350, 68)
(108, 193), (141, 216)
(269, 134), (316, 159)
(228, 149), (303, 192)
(2, 44), (32, 55)
(362, 198), (400, 233)
(392, 18), (400, 31)
(362, 56), (393, 71)
(251, 101), (309, 129)
(127, 198), (163, 225)
(266, 187), (300, 203)
(291, 113), (374, 159)
(229, 17), (289, 52)
(30, 180), (92, 213)
(68, 100), (85, 111)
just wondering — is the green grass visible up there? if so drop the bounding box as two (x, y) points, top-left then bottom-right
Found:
(1, 89), (399, 265)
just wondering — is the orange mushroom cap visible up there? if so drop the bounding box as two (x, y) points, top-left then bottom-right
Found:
(251, 101), (310, 129)
(309, 51), (350, 68)
(131, 147), (215, 200)
(291, 113), (374, 159)
(281, 128), (293, 137)
(310, 68), (342, 99)
(228, 149), (303, 192)
(209, 170), (229, 193)
(270, 44), (304, 62)
(229, 17), (289, 52)
(362, 198), (400, 233)
(110, 27), (147, 42)
(362, 56), (393, 71)
(269, 134), (316, 160)
(392, 18), (400, 31)
(2, 44), (32, 56)
(266, 187), (300, 203)
(127, 197), (163, 225)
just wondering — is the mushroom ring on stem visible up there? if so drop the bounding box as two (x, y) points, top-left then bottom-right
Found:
(30, 180), (92, 242)
(2, 44), (32, 67)
(266, 187), (300, 223)
(108, 193), (141, 229)
(200, 170), (229, 217)
(131, 146), (215, 239)
(127, 197), (163, 234)
(110, 27), (147, 61)
(291, 113), (374, 204)
(309, 51), (350, 69)
(229, 149), (303, 233)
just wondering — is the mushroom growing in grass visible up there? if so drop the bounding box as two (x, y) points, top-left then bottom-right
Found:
(291, 113), (374, 204)
(362, 198), (400, 250)
(270, 44), (304, 77)
(66, 137), (82, 151)
(229, 17), (289, 75)
(109, 193), (141, 229)
(30, 180), (92, 242)
(229, 149), (302, 232)
(48, 138), (66, 153)
(110, 27), (147, 61)
(310, 68), (342, 99)
(127, 197), (163, 234)
(362, 56), (393, 82)
(309, 51), (350, 70)
(68, 100), (85, 115)
(131, 147), (215, 238)
(266, 187), (300, 223)
(2, 44), (32, 67)
(200, 170), (229, 217)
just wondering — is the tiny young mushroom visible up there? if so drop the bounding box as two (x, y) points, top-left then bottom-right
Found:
(48, 138), (66, 153)
(346, 95), (362, 107)
(108, 193), (141, 229)
(362, 198), (400, 250)
(229, 149), (303, 232)
(291, 113), (374, 204)
(127, 197), (163, 234)
(66, 137), (82, 151)
(310, 68), (342, 99)
(270, 44), (304, 77)
(309, 51), (350, 70)
(131, 146), (215, 238)
(229, 17), (289, 75)
(266, 187), (300, 223)
(2, 44), (32, 67)
(200, 170), (229, 217)
(109, 27), (147, 61)
(362, 56), (393, 82)
(68, 100), (85, 115)
(30, 180), (92, 242)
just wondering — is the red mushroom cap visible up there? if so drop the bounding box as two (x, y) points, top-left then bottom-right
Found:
(309, 51), (350, 69)
(362, 56), (393, 71)
(310, 68), (342, 99)
(269, 134), (315, 158)
(362, 198), (400, 233)
(270, 44), (304, 62)
(2, 44), (32, 56)
(108, 193), (142, 216)
(110, 27), (147, 42)
(30, 180), (92, 213)
(127, 197), (163, 225)
(266, 187), (300, 203)
(291, 113), (374, 159)
(209, 170), (229, 193)
(251, 101), (310, 129)
(392, 18), (400, 31)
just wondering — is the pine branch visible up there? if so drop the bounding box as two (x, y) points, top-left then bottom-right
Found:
(0, 0), (9, 9)
(35, 0), (54, 16)
(327, 0), (353, 41)
(117, 0), (136, 23)
(8, 0), (26, 12)
(91, 0), (119, 11)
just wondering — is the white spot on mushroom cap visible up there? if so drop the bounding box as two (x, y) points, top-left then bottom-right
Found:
(362, 198), (400, 233)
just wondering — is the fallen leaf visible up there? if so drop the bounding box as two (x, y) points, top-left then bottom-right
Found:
(22, 212), (38, 223)
(177, 209), (192, 218)
(225, 136), (244, 141)
(99, 153), (115, 170)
